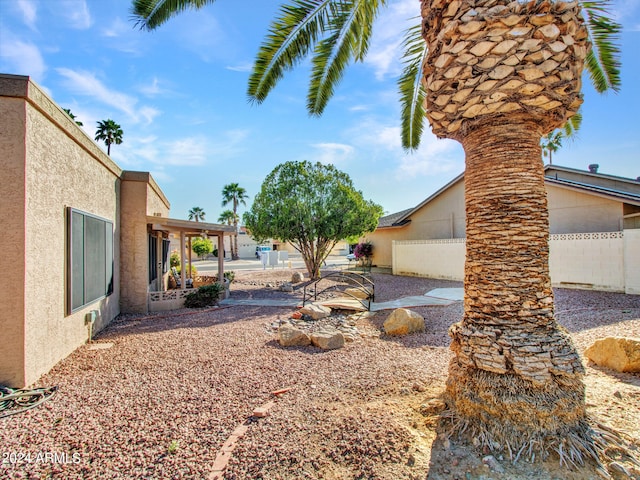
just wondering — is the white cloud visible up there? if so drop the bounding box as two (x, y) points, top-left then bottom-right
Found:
(395, 134), (463, 178)
(0, 33), (46, 82)
(17, 0), (37, 29)
(346, 116), (463, 178)
(59, 0), (92, 29)
(164, 137), (209, 166)
(139, 77), (166, 97)
(311, 142), (355, 165)
(226, 62), (253, 72)
(102, 17), (128, 38)
(139, 106), (161, 125)
(56, 68), (157, 124)
(365, 0), (420, 80)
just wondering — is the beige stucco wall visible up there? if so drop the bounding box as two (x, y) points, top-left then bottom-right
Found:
(1, 75), (123, 387)
(547, 184), (623, 233)
(120, 172), (169, 313)
(368, 180), (466, 267)
(371, 178), (629, 268)
(0, 91), (27, 387)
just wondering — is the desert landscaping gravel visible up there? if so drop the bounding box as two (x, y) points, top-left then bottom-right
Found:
(1, 270), (639, 479)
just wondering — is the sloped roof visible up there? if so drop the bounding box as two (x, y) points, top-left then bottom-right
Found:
(379, 165), (639, 229)
(377, 208), (414, 228)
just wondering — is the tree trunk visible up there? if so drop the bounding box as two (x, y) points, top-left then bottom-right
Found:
(445, 116), (588, 457)
(418, 0), (600, 462)
(232, 220), (239, 260)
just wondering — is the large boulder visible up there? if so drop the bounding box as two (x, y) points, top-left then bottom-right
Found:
(584, 337), (640, 373)
(278, 324), (311, 347)
(300, 303), (332, 320)
(383, 308), (425, 336)
(310, 329), (345, 350)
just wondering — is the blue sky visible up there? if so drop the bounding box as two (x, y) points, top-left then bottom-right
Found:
(1, 0), (639, 222)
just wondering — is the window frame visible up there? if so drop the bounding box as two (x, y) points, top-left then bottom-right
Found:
(66, 207), (114, 314)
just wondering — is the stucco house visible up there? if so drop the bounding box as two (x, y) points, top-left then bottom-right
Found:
(365, 164), (640, 293)
(0, 74), (234, 388)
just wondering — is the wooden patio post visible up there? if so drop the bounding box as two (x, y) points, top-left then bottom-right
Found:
(217, 234), (224, 283)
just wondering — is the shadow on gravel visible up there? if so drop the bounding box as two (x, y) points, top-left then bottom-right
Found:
(264, 339), (332, 355)
(586, 363), (640, 386)
(97, 305), (294, 339)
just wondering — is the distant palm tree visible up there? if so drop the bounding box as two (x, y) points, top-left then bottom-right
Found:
(188, 206), (206, 222)
(221, 183), (248, 260)
(94, 119), (123, 155)
(63, 108), (83, 126)
(541, 113), (582, 164)
(217, 209), (236, 226)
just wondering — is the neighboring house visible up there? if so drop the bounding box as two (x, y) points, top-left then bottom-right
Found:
(0, 74), (233, 388)
(367, 165), (640, 269)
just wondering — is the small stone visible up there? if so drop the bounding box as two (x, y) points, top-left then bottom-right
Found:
(482, 455), (504, 473)
(291, 271), (304, 283)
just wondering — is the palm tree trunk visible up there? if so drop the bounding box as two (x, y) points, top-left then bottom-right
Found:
(232, 199), (239, 260)
(446, 116), (588, 456)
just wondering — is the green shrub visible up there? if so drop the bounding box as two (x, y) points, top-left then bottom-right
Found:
(224, 270), (235, 283)
(176, 264), (198, 276)
(184, 283), (225, 308)
(192, 237), (213, 258)
(170, 252), (180, 268)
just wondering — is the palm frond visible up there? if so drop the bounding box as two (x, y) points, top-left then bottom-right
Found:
(398, 23), (427, 151)
(307, 1), (383, 115)
(131, 0), (216, 30)
(562, 111), (582, 139)
(248, 0), (335, 104)
(581, 1), (621, 93)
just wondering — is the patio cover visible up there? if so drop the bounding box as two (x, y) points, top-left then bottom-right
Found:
(147, 216), (235, 290)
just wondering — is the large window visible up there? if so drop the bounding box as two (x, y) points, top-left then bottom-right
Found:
(67, 208), (114, 313)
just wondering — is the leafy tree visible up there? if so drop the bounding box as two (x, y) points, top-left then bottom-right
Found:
(132, 0), (622, 467)
(63, 108), (83, 126)
(191, 237), (213, 258)
(221, 183), (248, 260)
(188, 206), (206, 222)
(244, 161), (382, 279)
(217, 209), (236, 226)
(94, 119), (123, 155)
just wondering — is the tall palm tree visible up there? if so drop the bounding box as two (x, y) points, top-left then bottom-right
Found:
(94, 119), (123, 155)
(217, 209), (236, 226)
(188, 206), (206, 222)
(221, 183), (248, 260)
(131, 0), (621, 466)
(63, 108), (83, 126)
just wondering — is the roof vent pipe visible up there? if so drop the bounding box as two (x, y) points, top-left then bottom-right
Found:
(588, 164), (599, 173)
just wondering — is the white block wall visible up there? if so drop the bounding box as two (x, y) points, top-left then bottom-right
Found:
(392, 231), (639, 294)
(392, 239), (465, 281)
(624, 229), (640, 295)
(549, 232), (624, 292)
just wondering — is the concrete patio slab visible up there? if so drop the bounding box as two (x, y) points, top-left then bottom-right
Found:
(424, 288), (464, 301)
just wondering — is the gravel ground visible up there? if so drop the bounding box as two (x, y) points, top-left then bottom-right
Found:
(2, 269), (639, 479)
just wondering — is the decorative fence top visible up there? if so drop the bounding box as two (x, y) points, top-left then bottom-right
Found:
(550, 232), (623, 241)
(394, 232), (624, 245)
